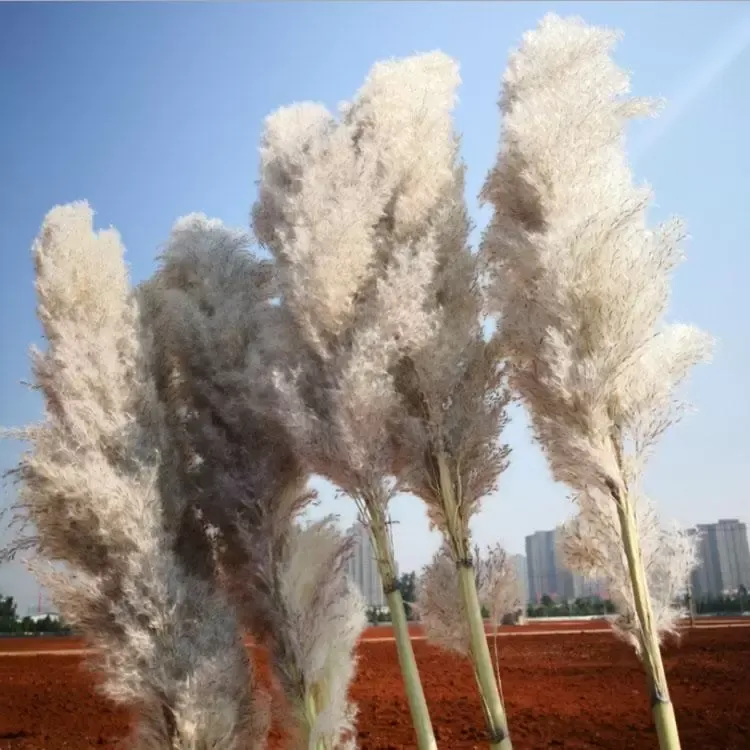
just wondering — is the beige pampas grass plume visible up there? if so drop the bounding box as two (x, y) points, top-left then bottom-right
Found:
(480, 14), (713, 750)
(11, 202), (267, 749)
(252, 51), (465, 750)
(416, 543), (522, 655)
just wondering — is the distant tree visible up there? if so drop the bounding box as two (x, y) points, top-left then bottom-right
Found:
(524, 597), (618, 619)
(397, 572), (417, 603)
(366, 607), (379, 626)
(0, 595), (17, 619)
(589, 597), (607, 616)
(696, 592), (748, 615)
(32, 615), (62, 633)
(0, 595), (18, 633)
(397, 572), (417, 619)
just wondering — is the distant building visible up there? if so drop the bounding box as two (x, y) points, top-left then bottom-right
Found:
(525, 529), (572, 602)
(346, 522), (388, 608)
(525, 528), (608, 603)
(691, 519), (750, 598)
(510, 554), (529, 604)
(526, 529), (555, 602)
(28, 613), (60, 623)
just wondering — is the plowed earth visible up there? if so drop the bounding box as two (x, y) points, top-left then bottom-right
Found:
(0, 624), (748, 749)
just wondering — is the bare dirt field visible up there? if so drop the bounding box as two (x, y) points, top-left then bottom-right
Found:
(0, 623), (748, 749)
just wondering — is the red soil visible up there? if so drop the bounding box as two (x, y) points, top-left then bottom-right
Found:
(4, 616), (744, 653)
(0, 626), (748, 749)
(0, 636), (85, 653)
(358, 616), (750, 639)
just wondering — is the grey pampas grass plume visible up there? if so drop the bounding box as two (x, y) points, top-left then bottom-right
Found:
(480, 14), (712, 749)
(10, 203), (266, 749)
(143, 215), (365, 749)
(252, 51), (464, 750)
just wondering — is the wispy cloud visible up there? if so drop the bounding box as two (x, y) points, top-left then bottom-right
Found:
(632, 13), (750, 162)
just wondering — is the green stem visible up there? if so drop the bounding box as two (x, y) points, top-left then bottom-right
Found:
(366, 499), (437, 750)
(472, 664), (493, 732)
(458, 564), (513, 750)
(302, 689), (326, 750)
(648, 676), (681, 750)
(616, 496), (681, 750)
(435, 452), (512, 750)
(386, 587), (438, 750)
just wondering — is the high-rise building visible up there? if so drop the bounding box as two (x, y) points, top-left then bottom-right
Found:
(525, 530), (553, 602)
(525, 529), (574, 602)
(525, 528), (607, 602)
(689, 526), (718, 597)
(510, 554), (529, 604)
(690, 519), (750, 598)
(346, 522), (387, 608)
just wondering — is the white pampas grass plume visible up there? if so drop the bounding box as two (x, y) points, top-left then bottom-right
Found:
(415, 545), (468, 655)
(480, 12), (711, 654)
(252, 52), (460, 501)
(560, 491), (696, 653)
(253, 51), (458, 355)
(277, 517), (367, 750)
(12, 202), (266, 749)
(416, 543), (522, 655)
(388, 160), (512, 550)
(479, 544), (524, 627)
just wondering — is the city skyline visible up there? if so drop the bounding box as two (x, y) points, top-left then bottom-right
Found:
(520, 519), (750, 605)
(13, 515), (749, 615)
(524, 528), (609, 604)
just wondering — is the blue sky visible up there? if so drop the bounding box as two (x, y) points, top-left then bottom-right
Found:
(1, 1), (749, 612)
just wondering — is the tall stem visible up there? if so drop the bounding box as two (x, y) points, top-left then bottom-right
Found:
(458, 565), (513, 750)
(386, 587), (437, 750)
(302, 687), (326, 750)
(436, 454), (513, 750)
(367, 501), (437, 750)
(615, 495), (681, 750)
